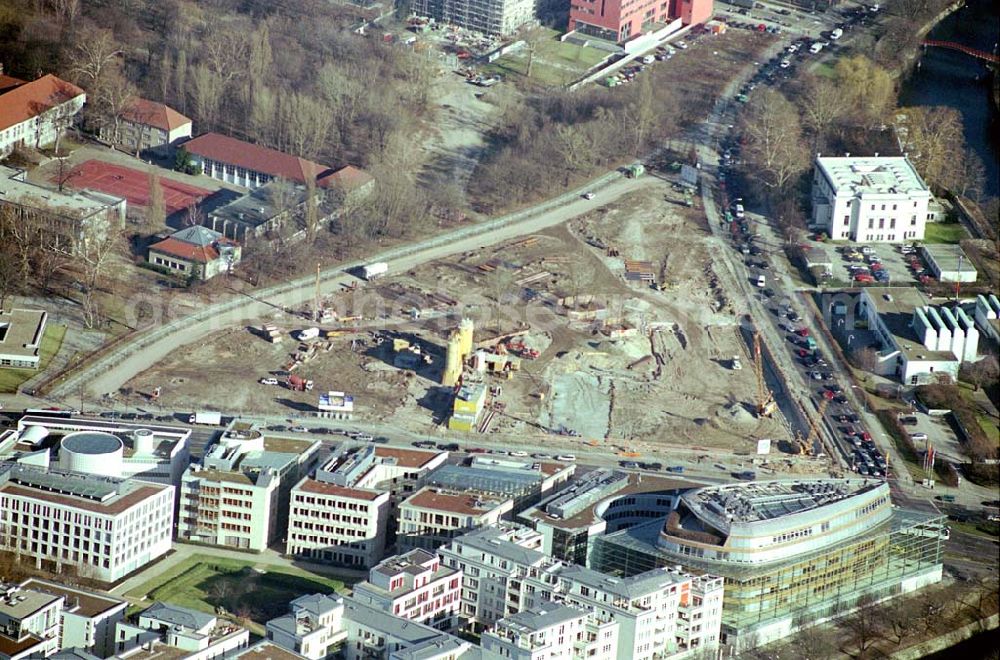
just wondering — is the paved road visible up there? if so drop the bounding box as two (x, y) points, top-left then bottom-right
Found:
(52, 174), (653, 400)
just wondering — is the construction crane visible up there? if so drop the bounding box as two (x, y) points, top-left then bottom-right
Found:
(754, 331), (777, 418)
(796, 398), (829, 455)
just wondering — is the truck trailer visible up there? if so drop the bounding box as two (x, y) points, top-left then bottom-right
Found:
(362, 262), (389, 280)
(188, 411), (222, 425)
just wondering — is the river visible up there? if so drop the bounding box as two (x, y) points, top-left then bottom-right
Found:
(898, 0), (1000, 199)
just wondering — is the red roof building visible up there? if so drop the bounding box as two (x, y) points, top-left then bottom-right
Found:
(105, 97), (192, 151)
(184, 133), (333, 189)
(0, 74), (85, 156)
(147, 225), (241, 281)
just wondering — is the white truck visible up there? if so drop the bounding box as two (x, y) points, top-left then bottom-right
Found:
(362, 262), (389, 280)
(189, 411), (222, 425)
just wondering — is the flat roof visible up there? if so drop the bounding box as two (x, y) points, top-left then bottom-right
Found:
(922, 244), (977, 276)
(0, 165), (123, 219)
(403, 487), (509, 516)
(0, 585), (61, 619)
(865, 288), (958, 362)
(20, 579), (125, 617)
(374, 446), (443, 469)
(61, 432), (123, 455)
(235, 641), (306, 660)
(297, 478), (383, 501)
(0, 632), (45, 657)
(262, 436), (316, 454)
(816, 156), (929, 196)
(424, 464), (541, 497)
(499, 603), (584, 633)
(0, 308), (46, 360)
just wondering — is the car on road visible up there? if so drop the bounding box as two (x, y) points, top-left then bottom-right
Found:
(413, 440), (437, 448)
(259, 377), (279, 385)
(438, 443), (461, 451)
(620, 461), (641, 469)
(556, 454), (577, 462)
(99, 411), (117, 418)
(156, 415), (175, 422)
(137, 413), (154, 421)
(641, 462), (663, 471)
(910, 432), (928, 442)
(268, 425), (287, 432)
(289, 426), (309, 433)
(510, 450), (529, 457)
(310, 427), (331, 434)
(583, 192), (596, 200)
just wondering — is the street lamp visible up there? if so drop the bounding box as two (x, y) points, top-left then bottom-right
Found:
(847, 334), (855, 347)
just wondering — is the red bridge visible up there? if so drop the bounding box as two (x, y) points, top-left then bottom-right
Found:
(921, 39), (999, 64)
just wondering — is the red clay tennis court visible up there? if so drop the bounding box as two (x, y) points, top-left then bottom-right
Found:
(59, 160), (212, 214)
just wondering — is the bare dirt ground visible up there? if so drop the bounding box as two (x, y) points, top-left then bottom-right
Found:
(125, 178), (789, 454)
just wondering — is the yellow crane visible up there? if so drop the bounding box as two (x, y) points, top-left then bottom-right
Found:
(796, 397), (829, 455)
(754, 331), (777, 418)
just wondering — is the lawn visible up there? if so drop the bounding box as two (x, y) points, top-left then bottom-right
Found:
(125, 555), (351, 624)
(0, 324), (66, 393)
(922, 222), (968, 244)
(484, 28), (609, 86)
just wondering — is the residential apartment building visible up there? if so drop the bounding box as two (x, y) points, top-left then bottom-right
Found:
(147, 225), (241, 281)
(440, 523), (723, 659)
(0, 165), (125, 255)
(20, 579), (127, 658)
(412, 0), (536, 36)
(481, 602), (619, 660)
(9, 414), (191, 492)
(0, 74), (85, 157)
(397, 487), (513, 552)
(810, 156), (933, 243)
(340, 598), (477, 660)
(567, 0), (712, 44)
(265, 594), (346, 660)
(115, 602), (249, 660)
(0, 582), (63, 660)
(0, 463), (174, 583)
(102, 98), (192, 152)
(0, 309), (47, 370)
(286, 445), (447, 568)
(178, 424), (319, 552)
(352, 549), (461, 630)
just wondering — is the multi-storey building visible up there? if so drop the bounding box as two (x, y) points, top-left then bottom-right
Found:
(0, 74), (85, 157)
(593, 479), (945, 650)
(20, 579), (127, 658)
(0, 310), (47, 370)
(481, 602), (619, 660)
(567, 0), (712, 44)
(0, 582), (63, 660)
(286, 445), (446, 568)
(411, 0), (536, 36)
(265, 594), (347, 660)
(397, 487), (513, 552)
(352, 549), (462, 630)
(425, 455), (576, 513)
(102, 98), (192, 152)
(340, 598), (477, 660)
(518, 469), (688, 566)
(8, 415), (191, 493)
(810, 156), (933, 243)
(114, 602), (249, 660)
(0, 463), (173, 583)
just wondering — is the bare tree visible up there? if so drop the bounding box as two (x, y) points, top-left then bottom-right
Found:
(174, 49), (188, 114)
(76, 224), (126, 329)
(960, 355), (999, 392)
(0, 250), (18, 309)
(189, 64), (224, 128)
(303, 176), (320, 242)
(146, 171), (166, 232)
(70, 28), (121, 86)
(739, 89), (809, 191)
(798, 74), (849, 140)
(552, 124), (594, 187)
(839, 595), (885, 658)
(87, 68), (137, 144)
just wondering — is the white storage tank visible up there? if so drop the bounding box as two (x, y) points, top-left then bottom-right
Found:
(133, 429), (155, 455)
(60, 431), (124, 477)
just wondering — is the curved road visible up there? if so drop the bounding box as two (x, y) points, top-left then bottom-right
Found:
(54, 174), (654, 399)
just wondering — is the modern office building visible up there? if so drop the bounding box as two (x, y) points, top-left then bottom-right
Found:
(592, 479), (945, 650)
(397, 487), (513, 552)
(411, 0), (536, 36)
(265, 594), (347, 660)
(352, 549), (462, 630)
(286, 445), (446, 567)
(0, 581), (64, 660)
(20, 578), (128, 658)
(859, 287), (980, 384)
(114, 602), (249, 659)
(481, 601), (620, 660)
(8, 415), (191, 493)
(178, 424), (320, 551)
(518, 469), (688, 565)
(810, 156), (932, 242)
(0, 463), (174, 583)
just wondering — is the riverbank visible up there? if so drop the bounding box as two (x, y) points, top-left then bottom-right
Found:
(889, 0), (966, 81)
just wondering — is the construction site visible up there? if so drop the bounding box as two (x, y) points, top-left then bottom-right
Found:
(122, 183), (806, 462)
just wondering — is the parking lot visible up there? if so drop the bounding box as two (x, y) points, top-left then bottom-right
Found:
(906, 409), (966, 465)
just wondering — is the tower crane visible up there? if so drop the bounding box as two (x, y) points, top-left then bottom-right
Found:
(754, 331), (777, 418)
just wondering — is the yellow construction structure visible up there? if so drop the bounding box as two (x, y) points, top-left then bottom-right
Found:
(442, 333), (463, 386)
(458, 318), (475, 360)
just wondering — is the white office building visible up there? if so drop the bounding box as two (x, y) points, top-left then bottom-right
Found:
(0, 463), (174, 583)
(860, 287), (980, 384)
(0, 581), (63, 660)
(287, 445), (446, 568)
(810, 156), (932, 243)
(179, 425), (320, 552)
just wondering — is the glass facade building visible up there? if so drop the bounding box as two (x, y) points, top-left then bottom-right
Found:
(591, 485), (944, 649)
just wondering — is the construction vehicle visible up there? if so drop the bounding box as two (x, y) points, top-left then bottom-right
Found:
(753, 332), (777, 418)
(287, 375), (314, 392)
(188, 411), (222, 426)
(362, 262), (388, 280)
